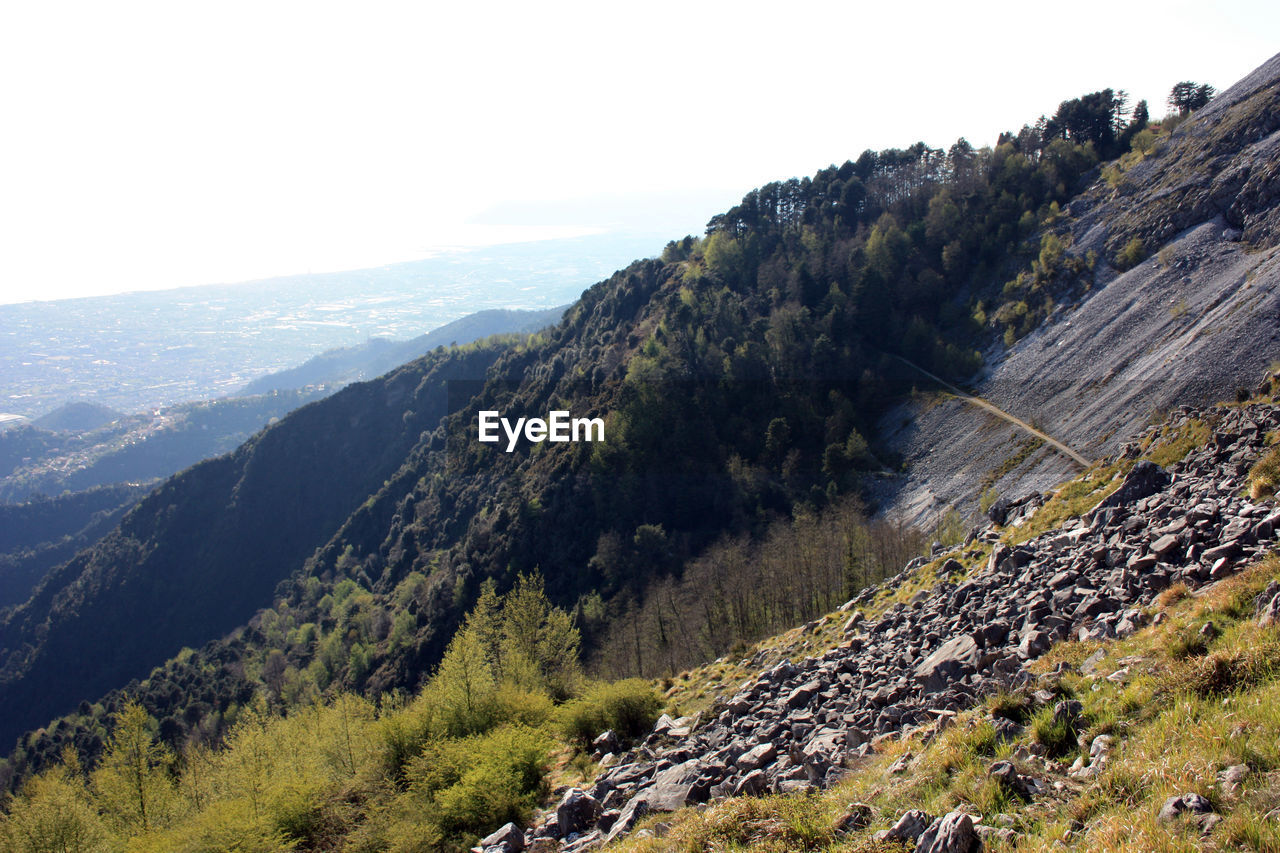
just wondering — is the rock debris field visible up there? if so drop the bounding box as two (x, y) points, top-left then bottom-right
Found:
(479, 401), (1280, 853)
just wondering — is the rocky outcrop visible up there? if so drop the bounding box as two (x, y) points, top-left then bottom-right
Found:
(512, 402), (1278, 851)
(877, 52), (1280, 528)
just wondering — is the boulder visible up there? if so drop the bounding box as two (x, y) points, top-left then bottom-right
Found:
(988, 760), (1033, 799)
(833, 802), (873, 834)
(1093, 461), (1170, 514)
(1157, 792), (1214, 823)
(591, 730), (621, 757)
(915, 810), (979, 853)
(555, 789), (602, 838)
(875, 809), (933, 845)
(479, 821), (525, 853)
(643, 760), (707, 811)
(915, 635), (982, 692)
(735, 742), (777, 772)
(604, 796), (649, 843)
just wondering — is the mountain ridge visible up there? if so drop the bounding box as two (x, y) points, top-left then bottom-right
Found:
(2, 57), (1278, 788)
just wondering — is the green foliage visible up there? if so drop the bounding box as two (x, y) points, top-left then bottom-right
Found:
(1168, 80), (1215, 116)
(403, 725), (551, 839)
(0, 766), (115, 853)
(1115, 236), (1147, 270)
(90, 701), (174, 834)
(554, 679), (662, 746)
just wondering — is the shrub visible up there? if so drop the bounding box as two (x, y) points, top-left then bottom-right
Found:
(554, 679), (661, 747)
(404, 725), (551, 840)
(1115, 237), (1146, 271)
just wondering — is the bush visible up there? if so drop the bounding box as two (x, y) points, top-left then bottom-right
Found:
(1115, 237), (1146, 271)
(555, 679), (661, 746)
(404, 725), (551, 839)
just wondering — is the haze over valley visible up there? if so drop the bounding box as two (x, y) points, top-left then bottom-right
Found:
(0, 233), (663, 421)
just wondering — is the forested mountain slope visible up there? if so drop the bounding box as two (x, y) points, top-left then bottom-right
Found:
(4, 56), (1278, 779)
(0, 343), (508, 748)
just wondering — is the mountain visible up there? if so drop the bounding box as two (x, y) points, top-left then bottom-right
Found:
(876, 53), (1280, 525)
(0, 343), (508, 748)
(0, 484), (151, 611)
(29, 402), (123, 433)
(2, 57), (1278, 779)
(0, 310), (567, 636)
(0, 390), (323, 502)
(1, 308), (567, 504)
(239, 306), (568, 396)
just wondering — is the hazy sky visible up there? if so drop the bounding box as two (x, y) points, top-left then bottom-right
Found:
(1, 1), (1276, 305)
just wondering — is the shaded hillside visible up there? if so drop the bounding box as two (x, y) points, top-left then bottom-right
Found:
(0, 343), (508, 747)
(0, 484), (151, 611)
(878, 53), (1280, 525)
(30, 402), (122, 433)
(241, 306), (568, 395)
(0, 390), (323, 502)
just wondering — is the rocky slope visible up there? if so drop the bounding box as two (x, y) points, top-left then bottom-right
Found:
(879, 53), (1280, 526)
(502, 393), (1279, 852)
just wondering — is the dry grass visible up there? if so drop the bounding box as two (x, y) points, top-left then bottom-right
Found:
(1250, 445), (1280, 500)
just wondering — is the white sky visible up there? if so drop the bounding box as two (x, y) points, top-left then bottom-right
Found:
(1, 0), (1276, 305)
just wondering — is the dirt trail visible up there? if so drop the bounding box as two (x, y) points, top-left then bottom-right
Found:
(890, 355), (1093, 469)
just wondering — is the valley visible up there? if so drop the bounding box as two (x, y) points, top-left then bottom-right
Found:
(0, 50), (1278, 853)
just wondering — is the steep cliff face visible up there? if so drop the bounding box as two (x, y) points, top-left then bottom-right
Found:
(878, 54), (1280, 526)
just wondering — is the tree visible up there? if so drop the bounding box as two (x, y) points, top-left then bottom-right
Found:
(91, 701), (173, 834)
(1131, 99), (1149, 130)
(433, 622), (498, 736)
(1, 765), (114, 853)
(498, 572), (581, 699)
(1043, 89), (1126, 156)
(1168, 81), (1215, 115)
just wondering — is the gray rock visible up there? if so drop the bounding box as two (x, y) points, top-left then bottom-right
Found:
(604, 796), (649, 843)
(591, 730), (621, 757)
(479, 821), (525, 853)
(1158, 792), (1214, 822)
(735, 742), (777, 772)
(915, 810), (979, 853)
(1259, 592), (1280, 628)
(732, 768), (767, 796)
(833, 802), (873, 834)
(915, 634), (982, 692)
(876, 809), (933, 844)
(988, 760), (1033, 799)
(1094, 461), (1170, 514)
(642, 760), (708, 811)
(556, 789), (602, 838)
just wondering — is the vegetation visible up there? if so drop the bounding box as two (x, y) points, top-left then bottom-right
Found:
(1249, 442), (1279, 500)
(0, 575), (661, 853)
(606, 556), (1280, 853)
(0, 81), (1201, 800)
